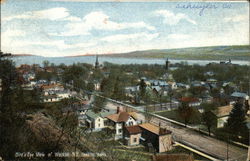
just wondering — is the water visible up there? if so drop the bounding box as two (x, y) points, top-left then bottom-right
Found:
(11, 56), (250, 67)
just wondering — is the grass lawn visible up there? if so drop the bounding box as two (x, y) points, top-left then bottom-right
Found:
(155, 109), (202, 125)
(113, 148), (152, 161)
(164, 146), (210, 160)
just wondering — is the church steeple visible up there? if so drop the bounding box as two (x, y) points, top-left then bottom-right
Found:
(165, 58), (169, 70)
(95, 54), (99, 69)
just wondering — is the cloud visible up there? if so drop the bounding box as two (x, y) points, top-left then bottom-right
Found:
(168, 34), (190, 40)
(3, 7), (80, 22)
(224, 14), (249, 23)
(2, 28), (95, 51)
(2, 29), (26, 47)
(101, 32), (159, 42)
(22, 40), (95, 50)
(51, 11), (155, 36)
(2, 29), (26, 38)
(154, 9), (197, 25)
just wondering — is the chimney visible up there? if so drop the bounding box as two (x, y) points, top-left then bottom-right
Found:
(159, 127), (169, 135)
(117, 106), (120, 114)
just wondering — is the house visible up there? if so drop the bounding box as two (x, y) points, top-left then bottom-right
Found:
(43, 95), (61, 103)
(231, 92), (249, 102)
(85, 110), (114, 131)
(125, 86), (140, 97)
(176, 83), (190, 89)
(167, 81), (177, 89)
(125, 86), (140, 104)
(93, 80), (100, 90)
(152, 86), (163, 95)
(200, 95), (213, 104)
(152, 154), (194, 161)
(106, 111), (138, 140)
(23, 72), (36, 82)
(42, 90), (75, 103)
(56, 90), (74, 99)
(204, 71), (215, 77)
(206, 78), (217, 84)
(123, 125), (142, 146)
(139, 123), (172, 153)
(179, 97), (201, 107)
(211, 105), (233, 128)
(41, 84), (64, 92)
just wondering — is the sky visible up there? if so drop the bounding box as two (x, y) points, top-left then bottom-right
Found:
(1, 0), (249, 57)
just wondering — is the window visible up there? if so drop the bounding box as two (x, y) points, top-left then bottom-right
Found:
(118, 129), (122, 133)
(98, 124), (100, 127)
(133, 138), (137, 143)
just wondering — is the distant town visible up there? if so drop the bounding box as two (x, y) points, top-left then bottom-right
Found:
(1, 50), (249, 161)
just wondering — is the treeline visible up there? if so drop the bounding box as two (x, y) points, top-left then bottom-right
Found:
(0, 58), (79, 160)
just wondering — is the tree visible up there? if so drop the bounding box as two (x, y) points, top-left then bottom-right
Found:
(87, 82), (95, 92)
(73, 78), (85, 92)
(92, 96), (107, 113)
(86, 82), (95, 99)
(112, 77), (125, 101)
(139, 79), (146, 98)
(0, 56), (27, 159)
(226, 102), (247, 140)
(177, 102), (193, 127)
(42, 60), (50, 68)
(202, 111), (216, 136)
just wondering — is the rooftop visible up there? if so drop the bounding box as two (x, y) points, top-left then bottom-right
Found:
(86, 110), (113, 120)
(212, 105), (233, 117)
(139, 123), (171, 136)
(106, 112), (136, 122)
(125, 125), (142, 134)
(179, 97), (199, 103)
(41, 84), (64, 90)
(231, 92), (249, 98)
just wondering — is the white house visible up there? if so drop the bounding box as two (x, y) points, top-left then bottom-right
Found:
(43, 90), (74, 103)
(43, 95), (61, 103)
(84, 110), (114, 131)
(106, 111), (138, 140)
(211, 105), (233, 128)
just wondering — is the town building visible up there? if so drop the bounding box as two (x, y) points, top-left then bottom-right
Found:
(139, 123), (173, 153)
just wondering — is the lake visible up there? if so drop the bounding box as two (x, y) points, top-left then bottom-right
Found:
(11, 56), (250, 66)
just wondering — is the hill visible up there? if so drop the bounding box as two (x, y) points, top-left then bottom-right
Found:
(106, 45), (250, 60)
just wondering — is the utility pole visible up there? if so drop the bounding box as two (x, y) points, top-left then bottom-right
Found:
(227, 135), (229, 161)
(248, 74), (250, 96)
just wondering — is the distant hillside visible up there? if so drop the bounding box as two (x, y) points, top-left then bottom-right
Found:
(12, 54), (36, 57)
(106, 45), (250, 60)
